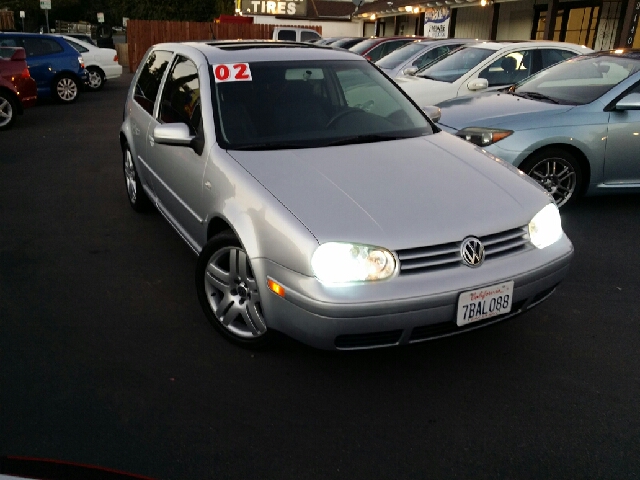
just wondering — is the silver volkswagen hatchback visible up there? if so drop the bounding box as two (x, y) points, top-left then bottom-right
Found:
(120, 41), (573, 350)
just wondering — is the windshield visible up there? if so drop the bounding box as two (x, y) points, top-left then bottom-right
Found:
(416, 46), (495, 82)
(376, 41), (431, 69)
(514, 53), (640, 105)
(212, 60), (434, 150)
(349, 38), (380, 55)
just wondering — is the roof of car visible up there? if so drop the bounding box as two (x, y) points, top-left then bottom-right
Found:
(157, 40), (364, 63)
(465, 40), (593, 51)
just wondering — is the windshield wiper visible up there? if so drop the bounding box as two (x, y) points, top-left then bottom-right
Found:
(323, 134), (411, 147)
(229, 142), (311, 151)
(509, 91), (561, 104)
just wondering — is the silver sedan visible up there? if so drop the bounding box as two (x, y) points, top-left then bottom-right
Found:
(120, 41), (573, 350)
(437, 50), (640, 207)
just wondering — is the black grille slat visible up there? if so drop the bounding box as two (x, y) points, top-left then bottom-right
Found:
(396, 226), (530, 275)
(335, 330), (403, 349)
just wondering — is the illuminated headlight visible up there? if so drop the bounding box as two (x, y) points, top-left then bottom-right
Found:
(456, 127), (513, 147)
(529, 204), (563, 249)
(311, 242), (396, 284)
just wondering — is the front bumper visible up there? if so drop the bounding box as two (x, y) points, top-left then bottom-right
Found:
(253, 235), (574, 350)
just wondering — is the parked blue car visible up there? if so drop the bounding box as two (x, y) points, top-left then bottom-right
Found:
(0, 32), (88, 103)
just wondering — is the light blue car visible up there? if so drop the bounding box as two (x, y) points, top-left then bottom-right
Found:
(436, 50), (640, 207)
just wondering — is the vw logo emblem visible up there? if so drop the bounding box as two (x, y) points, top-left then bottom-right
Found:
(461, 237), (485, 267)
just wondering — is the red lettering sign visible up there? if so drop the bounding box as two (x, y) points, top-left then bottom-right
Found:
(212, 63), (252, 82)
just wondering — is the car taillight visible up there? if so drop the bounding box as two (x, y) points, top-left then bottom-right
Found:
(21, 67), (31, 79)
(78, 56), (85, 69)
(113, 54), (118, 62)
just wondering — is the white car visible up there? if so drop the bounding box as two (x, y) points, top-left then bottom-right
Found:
(58, 34), (122, 91)
(395, 41), (592, 107)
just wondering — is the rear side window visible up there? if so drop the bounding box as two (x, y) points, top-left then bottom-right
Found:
(22, 38), (64, 56)
(158, 55), (202, 137)
(0, 37), (21, 48)
(64, 38), (89, 53)
(277, 30), (296, 41)
(134, 49), (173, 116)
(301, 31), (320, 42)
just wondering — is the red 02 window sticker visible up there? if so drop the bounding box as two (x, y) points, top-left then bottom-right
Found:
(212, 63), (252, 82)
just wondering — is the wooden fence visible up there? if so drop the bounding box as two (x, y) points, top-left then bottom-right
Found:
(1, 10), (15, 31)
(126, 20), (322, 72)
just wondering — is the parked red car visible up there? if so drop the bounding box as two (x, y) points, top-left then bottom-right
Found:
(0, 47), (37, 130)
(349, 36), (427, 62)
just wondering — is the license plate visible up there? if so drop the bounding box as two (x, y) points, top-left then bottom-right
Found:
(456, 281), (514, 327)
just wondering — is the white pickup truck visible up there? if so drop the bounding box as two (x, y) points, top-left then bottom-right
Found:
(272, 27), (321, 42)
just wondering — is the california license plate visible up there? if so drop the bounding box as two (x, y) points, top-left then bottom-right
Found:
(456, 281), (514, 327)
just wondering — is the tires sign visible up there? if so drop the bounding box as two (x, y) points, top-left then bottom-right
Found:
(212, 63), (252, 83)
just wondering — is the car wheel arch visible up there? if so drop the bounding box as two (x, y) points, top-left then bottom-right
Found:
(518, 143), (591, 196)
(0, 87), (22, 115)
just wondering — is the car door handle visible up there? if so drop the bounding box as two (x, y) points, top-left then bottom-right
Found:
(148, 134), (154, 146)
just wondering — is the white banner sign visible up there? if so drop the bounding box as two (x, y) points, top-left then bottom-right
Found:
(424, 7), (450, 39)
(40, 0), (51, 10)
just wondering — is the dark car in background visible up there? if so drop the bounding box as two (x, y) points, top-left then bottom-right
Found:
(0, 47), (37, 130)
(349, 36), (427, 62)
(0, 32), (88, 103)
(330, 37), (367, 50)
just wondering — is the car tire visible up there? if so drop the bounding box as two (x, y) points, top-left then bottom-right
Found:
(123, 145), (152, 212)
(52, 74), (80, 103)
(196, 231), (273, 349)
(519, 147), (583, 208)
(0, 91), (17, 131)
(86, 67), (105, 91)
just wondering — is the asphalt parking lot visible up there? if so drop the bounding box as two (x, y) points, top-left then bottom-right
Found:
(1, 73), (639, 479)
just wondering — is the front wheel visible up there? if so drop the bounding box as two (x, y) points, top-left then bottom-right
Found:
(519, 148), (582, 207)
(196, 231), (272, 349)
(52, 74), (80, 103)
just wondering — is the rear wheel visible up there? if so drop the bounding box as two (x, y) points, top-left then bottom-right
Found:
(87, 67), (105, 91)
(196, 231), (273, 349)
(519, 148), (583, 207)
(52, 74), (79, 103)
(0, 92), (17, 131)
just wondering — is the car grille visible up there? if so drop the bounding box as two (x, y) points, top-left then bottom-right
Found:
(396, 226), (531, 275)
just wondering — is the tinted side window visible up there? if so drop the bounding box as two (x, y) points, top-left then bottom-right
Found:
(65, 39), (89, 53)
(23, 38), (64, 56)
(541, 49), (577, 69)
(413, 45), (456, 69)
(301, 31), (320, 42)
(278, 30), (296, 41)
(158, 55), (202, 137)
(0, 37), (21, 48)
(134, 50), (173, 116)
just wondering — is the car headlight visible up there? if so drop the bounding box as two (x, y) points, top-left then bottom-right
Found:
(311, 242), (396, 284)
(456, 127), (513, 147)
(529, 204), (563, 249)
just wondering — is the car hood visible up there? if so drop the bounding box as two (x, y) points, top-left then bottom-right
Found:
(227, 134), (549, 250)
(395, 75), (454, 105)
(438, 92), (575, 130)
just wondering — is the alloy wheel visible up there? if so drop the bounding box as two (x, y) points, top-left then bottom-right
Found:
(57, 77), (78, 102)
(527, 157), (577, 207)
(88, 70), (102, 89)
(124, 149), (137, 203)
(204, 246), (266, 338)
(0, 96), (13, 128)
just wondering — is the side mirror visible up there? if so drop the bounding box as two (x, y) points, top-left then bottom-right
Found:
(422, 105), (441, 123)
(615, 92), (640, 111)
(153, 123), (194, 147)
(467, 78), (488, 91)
(402, 67), (418, 76)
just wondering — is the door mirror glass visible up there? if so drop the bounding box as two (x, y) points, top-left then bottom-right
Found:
(467, 78), (488, 91)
